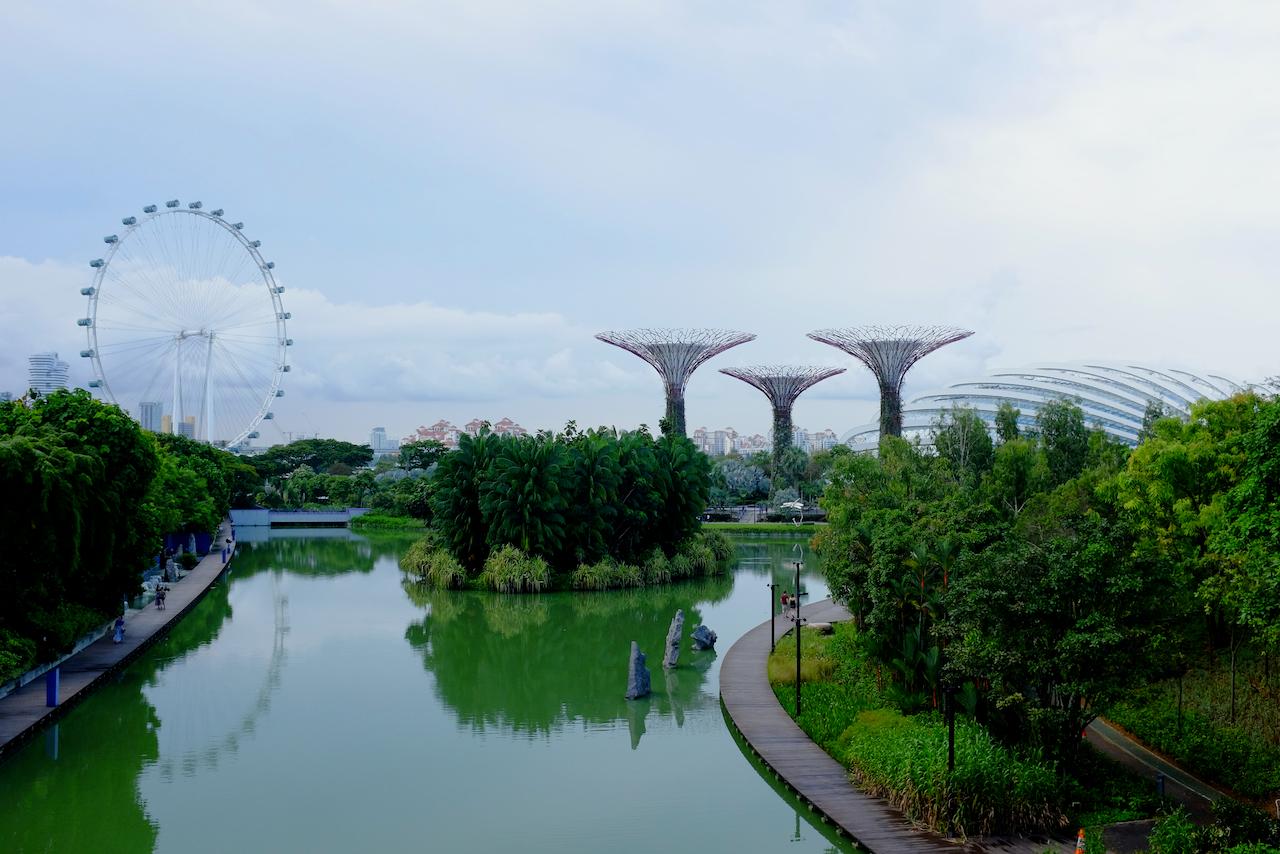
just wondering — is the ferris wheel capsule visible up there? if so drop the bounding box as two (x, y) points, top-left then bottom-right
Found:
(165, 200), (179, 208)
(143, 205), (157, 213)
(188, 201), (202, 209)
(122, 216), (136, 226)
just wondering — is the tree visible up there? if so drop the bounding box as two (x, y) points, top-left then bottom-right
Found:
(1037, 400), (1089, 485)
(932, 406), (994, 486)
(946, 480), (1187, 762)
(431, 432), (496, 572)
(995, 402), (1021, 445)
(399, 439), (447, 471)
(987, 438), (1048, 517)
(480, 435), (568, 557)
(251, 438), (373, 479)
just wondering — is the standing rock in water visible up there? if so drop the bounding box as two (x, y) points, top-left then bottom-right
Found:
(663, 609), (685, 669)
(691, 625), (717, 650)
(625, 641), (651, 699)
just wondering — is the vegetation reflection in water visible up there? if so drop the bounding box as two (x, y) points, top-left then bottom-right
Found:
(0, 530), (855, 854)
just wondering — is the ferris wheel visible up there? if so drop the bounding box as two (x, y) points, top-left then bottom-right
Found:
(77, 200), (292, 447)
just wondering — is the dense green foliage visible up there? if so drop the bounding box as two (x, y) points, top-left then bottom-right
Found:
(429, 426), (710, 573)
(815, 395), (1280, 807)
(767, 623), (1158, 837)
(1147, 802), (1280, 854)
(0, 391), (244, 679)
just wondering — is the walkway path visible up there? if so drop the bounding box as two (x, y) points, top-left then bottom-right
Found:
(1085, 717), (1223, 820)
(720, 598), (960, 853)
(0, 520), (236, 761)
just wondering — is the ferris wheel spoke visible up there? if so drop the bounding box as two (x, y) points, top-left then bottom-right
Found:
(101, 261), (182, 325)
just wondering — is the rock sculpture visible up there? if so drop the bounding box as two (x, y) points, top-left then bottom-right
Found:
(663, 609), (684, 669)
(691, 624), (717, 650)
(625, 641), (651, 699)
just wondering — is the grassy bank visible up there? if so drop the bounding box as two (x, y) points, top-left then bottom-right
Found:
(349, 513), (428, 530)
(767, 624), (1163, 838)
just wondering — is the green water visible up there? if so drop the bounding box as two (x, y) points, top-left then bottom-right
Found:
(0, 530), (857, 853)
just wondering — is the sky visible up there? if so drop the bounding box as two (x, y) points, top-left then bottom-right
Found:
(2, 1), (1278, 445)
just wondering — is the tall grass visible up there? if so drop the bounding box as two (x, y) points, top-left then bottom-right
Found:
(569, 559), (642, 590)
(399, 537), (467, 589)
(837, 709), (1066, 838)
(478, 545), (552, 593)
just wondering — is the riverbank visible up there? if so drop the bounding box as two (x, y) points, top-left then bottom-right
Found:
(0, 520), (237, 762)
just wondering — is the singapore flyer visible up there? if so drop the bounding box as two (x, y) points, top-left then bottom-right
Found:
(77, 200), (292, 447)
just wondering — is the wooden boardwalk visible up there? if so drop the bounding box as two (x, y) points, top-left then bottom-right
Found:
(720, 598), (960, 854)
(0, 520), (236, 761)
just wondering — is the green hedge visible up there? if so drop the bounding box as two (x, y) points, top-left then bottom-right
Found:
(1107, 695), (1280, 800)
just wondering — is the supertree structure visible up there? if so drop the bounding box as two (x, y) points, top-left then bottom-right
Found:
(595, 328), (756, 436)
(719, 365), (845, 463)
(807, 325), (973, 438)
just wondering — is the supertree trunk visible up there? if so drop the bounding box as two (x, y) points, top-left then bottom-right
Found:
(772, 406), (792, 465)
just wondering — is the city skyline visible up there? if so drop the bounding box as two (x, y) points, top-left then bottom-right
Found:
(2, 4), (1278, 443)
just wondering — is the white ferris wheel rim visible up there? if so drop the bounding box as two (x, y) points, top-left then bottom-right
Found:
(81, 203), (290, 447)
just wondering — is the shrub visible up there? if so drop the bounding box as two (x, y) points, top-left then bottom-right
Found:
(641, 549), (672, 585)
(0, 630), (36, 683)
(177, 552), (200, 570)
(701, 529), (735, 565)
(1148, 807), (1202, 854)
(668, 551), (694, 580)
(479, 545), (551, 593)
(400, 537), (467, 589)
(569, 559), (642, 591)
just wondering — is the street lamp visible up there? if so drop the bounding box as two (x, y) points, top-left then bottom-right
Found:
(767, 581), (778, 651)
(793, 559), (805, 716)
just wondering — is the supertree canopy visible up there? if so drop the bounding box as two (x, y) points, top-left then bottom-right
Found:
(807, 325), (973, 438)
(595, 328), (755, 436)
(719, 365), (845, 462)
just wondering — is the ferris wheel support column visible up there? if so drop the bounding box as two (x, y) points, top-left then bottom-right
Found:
(172, 336), (183, 434)
(204, 333), (215, 443)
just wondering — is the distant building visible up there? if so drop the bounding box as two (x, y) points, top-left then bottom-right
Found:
(370, 426), (400, 461)
(177, 415), (196, 439)
(139, 401), (164, 432)
(161, 414), (174, 434)
(405, 417), (530, 449)
(808, 428), (839, 452)
(0, 391), (12, 403)
(27, 352), (69, 396)
(692, 427), (739, 456)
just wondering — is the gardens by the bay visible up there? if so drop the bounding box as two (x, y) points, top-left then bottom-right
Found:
(4, 315), (1280, 852)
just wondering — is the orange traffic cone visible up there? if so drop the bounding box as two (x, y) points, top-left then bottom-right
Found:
(1074, 827), (1086, 854)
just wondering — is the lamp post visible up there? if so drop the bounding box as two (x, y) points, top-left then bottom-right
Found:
(767, 581), (778, 651)
(793, 560), (805, 716)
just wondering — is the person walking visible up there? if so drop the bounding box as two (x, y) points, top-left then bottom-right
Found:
(113, 615), (125, 644)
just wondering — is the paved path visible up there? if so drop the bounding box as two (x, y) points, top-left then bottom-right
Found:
(720, 598), (960, 853)
(1086, 717), (1223, 820)
(0, 521), (236, 762)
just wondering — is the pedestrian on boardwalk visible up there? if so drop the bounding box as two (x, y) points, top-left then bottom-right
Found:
(113, 615), (125, 644)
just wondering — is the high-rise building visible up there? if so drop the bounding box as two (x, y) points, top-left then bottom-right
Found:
(27, 352), (70, 396)
(369, 426), (400, 460)
(0, 391), (12, 403)
(161, 414), (174, 434)
(139, 401), (164, 433)
(177, 415), (196, 439)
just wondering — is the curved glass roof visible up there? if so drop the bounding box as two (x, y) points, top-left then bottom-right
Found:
(841, 362), (1247, 449)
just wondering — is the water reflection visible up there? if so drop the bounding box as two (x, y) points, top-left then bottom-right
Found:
(403, 575), (732, 744)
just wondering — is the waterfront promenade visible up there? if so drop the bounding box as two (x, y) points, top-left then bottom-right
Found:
(0, 520), (235, 760)
(720, 598), (960, 854)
